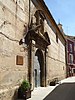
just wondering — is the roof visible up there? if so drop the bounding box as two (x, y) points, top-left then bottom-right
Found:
(65, 35), (75, 41)
(36, 0), (66, 41)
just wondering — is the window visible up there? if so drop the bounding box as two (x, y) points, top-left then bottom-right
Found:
(69, 54), (73, 64)
(69, 44), (72, 52)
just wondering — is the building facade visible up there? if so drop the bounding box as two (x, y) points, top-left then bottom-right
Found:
(65, 35), (75, 77)
(0, 0), (66, 99)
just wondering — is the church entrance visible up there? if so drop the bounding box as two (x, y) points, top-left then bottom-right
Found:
(34, 49), (44, 87)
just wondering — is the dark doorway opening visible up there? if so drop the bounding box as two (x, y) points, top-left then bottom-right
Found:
(34, 49), (44, 87)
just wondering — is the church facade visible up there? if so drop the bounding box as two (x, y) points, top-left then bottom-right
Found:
(0, 0), (66, 99)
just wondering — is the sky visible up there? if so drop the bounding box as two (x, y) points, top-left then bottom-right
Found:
(44, 0), (75, 36)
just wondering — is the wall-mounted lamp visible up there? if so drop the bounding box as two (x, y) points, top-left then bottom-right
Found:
(46, 48), (48, 52)
(32, 40), (35, 45)
(19, 38), (25, 45)
(19, 38), (27, 52)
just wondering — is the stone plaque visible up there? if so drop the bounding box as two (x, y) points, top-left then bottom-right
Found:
(16, 55), (23, 65)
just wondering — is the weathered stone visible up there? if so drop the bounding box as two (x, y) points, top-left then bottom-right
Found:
(0, 0), (66, 99)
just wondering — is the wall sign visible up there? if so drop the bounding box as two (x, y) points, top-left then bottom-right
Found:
(16, 55), (23, 65)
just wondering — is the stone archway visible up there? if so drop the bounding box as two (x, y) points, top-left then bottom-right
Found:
(24, 9), (51, 88)
(34, 49), (45, 87)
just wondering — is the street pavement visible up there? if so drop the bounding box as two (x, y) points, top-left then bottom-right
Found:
(28, 86), (56, 100)
(60, 76), (75, 83)
(28, 76), (75, 100)
(44, 83), (75, 100)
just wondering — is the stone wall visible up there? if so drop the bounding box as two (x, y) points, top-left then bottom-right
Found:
(44, 19), (66, 84)
(0, 0), (66, 99)
(0, 0), (29, 99)
(31, 0), (66, 85)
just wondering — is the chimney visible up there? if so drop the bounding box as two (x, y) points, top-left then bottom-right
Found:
(58, 23), (63, 33)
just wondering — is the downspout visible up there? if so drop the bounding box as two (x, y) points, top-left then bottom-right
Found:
(29, 0), (31, 27)
(65, 40), (67, 77)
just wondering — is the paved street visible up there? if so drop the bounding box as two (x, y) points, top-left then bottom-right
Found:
(28, 86), (56, 100)
(44, 83), (75, 100)
(28, 77), (75, 100)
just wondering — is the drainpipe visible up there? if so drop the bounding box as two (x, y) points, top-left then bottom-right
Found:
(65, 40), (68, 77)
(29, 0), (31, 27)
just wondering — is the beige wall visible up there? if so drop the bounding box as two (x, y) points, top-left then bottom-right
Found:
(0, 0), (66, 99)
(31, 0), (66, 85)
(0, 0), (29, 99)
(44, 20), (66, 83)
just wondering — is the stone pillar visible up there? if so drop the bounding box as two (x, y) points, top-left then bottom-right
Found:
(28, 40), (35, 90)
(45, 47), (49, 86)
(28, 40), (32, 84)
(40, 50), (45, 87)
(31, 40), (35, 89)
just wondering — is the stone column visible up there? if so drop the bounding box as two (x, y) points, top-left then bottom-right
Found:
(40, 50), (45, 87)
(28, 40), (32, 84)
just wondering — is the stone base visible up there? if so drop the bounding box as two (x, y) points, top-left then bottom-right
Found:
(0, 86), (19, 100)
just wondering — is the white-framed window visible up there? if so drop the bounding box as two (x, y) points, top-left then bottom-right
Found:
(69, 44), (72, 52)
(69, 54), (73, 64)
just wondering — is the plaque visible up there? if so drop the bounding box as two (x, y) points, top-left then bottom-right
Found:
(16, 55), (23, 65)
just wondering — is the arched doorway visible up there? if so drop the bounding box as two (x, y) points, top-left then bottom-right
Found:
(24, 9), (50, 88)
(34, 49), (44, 87)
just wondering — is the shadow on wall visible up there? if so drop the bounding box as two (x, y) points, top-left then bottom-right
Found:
(12, 89), (18, 100)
